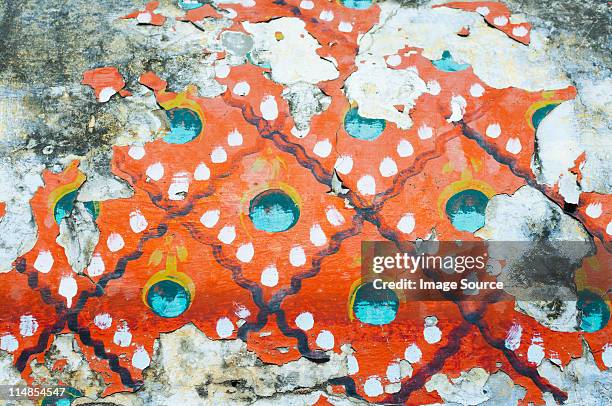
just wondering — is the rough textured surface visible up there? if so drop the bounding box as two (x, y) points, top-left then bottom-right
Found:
(0, 0), (610, 405)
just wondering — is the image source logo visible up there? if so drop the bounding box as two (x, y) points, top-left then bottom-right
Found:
(360, 240), (608, 302)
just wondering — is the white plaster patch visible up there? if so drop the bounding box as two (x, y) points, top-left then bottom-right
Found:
(447, 95), (467, 122)
(243, 18), (338, 85)
(504, 323), (522, 351)
(347, 354), (359, 375)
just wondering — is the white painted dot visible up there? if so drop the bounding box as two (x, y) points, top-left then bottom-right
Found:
(19, 315), (38, 337)
(319, 10), (334, 22)
(334, 155), (353, 175)
(211, 146), (228, 163)
(427, 80), (441, 96)
(386, 54), (402, 67)
(0, 334), (18, 352)
(194, 163), (210, 180)
(136, 12), (152, 24)
(512, 25), (529, 37)
(299, 0), (314, 10)
(486, 123), (501, 138)
(260, 95), (278, 121)
(295, 312), (314, 331)
(505, 138), (522, 154)
(98, 87), (117, 103)
(316, 330), (334, 350)
(527, 342), (545, 365)
(291, 126), (309, 138)
(214, 62), (231, 79)
(338, 21), (353, 33)
(289, 245), (306, 267)
(227, 129), (243, 146)
(493, 15), (508, 26)
(602, 344), (612, 368)
(469, 83), (485, 97)
(448, 95), (467, 123)
(128, 145), (145, 160)
(218, 226), (236, 244)
(309, 224), (327, 247)
(200, 210), (220, 228)
(94, 313), (112, 330)
(313, 139), (332, 158)
(261, 264), (279, 287)
(129, 210), (148, 233)
(224, 8), (237, 18)
(397, 213), (415, 234)
(357, 175), (376, 196)
(396, 139), (414, 158)
(107, 232), (125, 252)
(146, 162), (164, 181)
(347, 354), (359, 375)
(233, 81), (250, 96)
(325, 206), (345, 226)
(34, 250), (54, 273)
(216, 317), (234, 338)
(417, 124), (433, 140)
(404, 343), (422, 363)
(606, 221), (612, 236)
(379, 157), (398, 177)
(168, 172), (190, 200)
(59, 275), (78, 308)
(236, 243), (255, 263)
(504, 323), (522, 351)
(132, 346), (150, 370)
(386, 362), (401, 383)
(424, 325), (442, 344)
(585, 203), (602, 219)
(113, 323), (132, 347)
(476, 6), (490, 16)
(363, 376), (383, 397)
(87, 253), (105, 277)
(235, 305), (250, 319)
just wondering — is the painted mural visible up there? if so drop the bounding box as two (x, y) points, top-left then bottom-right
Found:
(0, 0), (610, 405)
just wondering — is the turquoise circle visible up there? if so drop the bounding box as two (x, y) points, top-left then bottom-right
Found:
(54, 190), (98, 225)
(353, 282), (399, 325)
(249, 189), (300, 233)
(578, 289), (610, 332)
(340, 0), (374, 10)
(344, 107), (386, 141)
(178, 0), (204, 10)
(146, 280), (190, 318)
(164, 108), (202, 144)
(445, 189), (489, 233)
